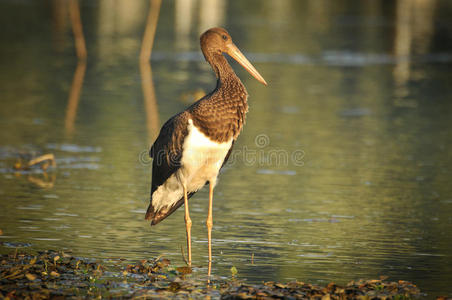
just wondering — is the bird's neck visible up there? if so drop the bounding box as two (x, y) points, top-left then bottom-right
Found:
(208, 53), (247, 94)
(189, 52), (249, 142)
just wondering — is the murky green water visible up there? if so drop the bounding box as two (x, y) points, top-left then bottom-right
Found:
(1, 0), (452, 297)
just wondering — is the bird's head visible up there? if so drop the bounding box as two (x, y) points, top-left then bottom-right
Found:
(200, 27), (267, 86)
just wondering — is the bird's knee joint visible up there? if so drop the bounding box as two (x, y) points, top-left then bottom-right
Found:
(185, 217), (192, 227)
(206, 218), (213, 228)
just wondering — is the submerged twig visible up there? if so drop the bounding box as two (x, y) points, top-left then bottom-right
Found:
(27, 174), (56, 189)
(180, 245), (188, 265)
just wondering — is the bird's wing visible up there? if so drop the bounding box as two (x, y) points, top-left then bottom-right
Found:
(145, 112), (190, 224)
(147, 191), (196, 225)
(148, 112), (188, 192)
(221, 140), (235, 169)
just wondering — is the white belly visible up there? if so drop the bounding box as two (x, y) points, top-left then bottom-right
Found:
(180, 119), (232, 191)
(151, 119), (232, 211)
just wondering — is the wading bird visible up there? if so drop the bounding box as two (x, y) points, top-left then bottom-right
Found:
(145, 27), (267, 269)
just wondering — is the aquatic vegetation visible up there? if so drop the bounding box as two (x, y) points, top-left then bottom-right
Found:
(0, 249), (422, 299)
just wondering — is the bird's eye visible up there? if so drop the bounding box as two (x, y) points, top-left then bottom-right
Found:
(222, 35), (228, 41)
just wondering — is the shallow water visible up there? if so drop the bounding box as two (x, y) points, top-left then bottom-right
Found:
(1, 0), (452, 297)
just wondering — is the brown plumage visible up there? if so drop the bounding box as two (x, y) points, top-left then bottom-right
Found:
(144, 27), (266, 267)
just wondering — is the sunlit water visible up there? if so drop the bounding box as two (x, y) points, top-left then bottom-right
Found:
(1, 0), (452, 297)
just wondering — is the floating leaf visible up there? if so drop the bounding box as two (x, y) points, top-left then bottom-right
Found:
(230, 266), (238, 276)
(176, 266), (192, 275)
(322, 294), (331, 300)
(25, 273), (37, 281)
(50, 271), (60, 277)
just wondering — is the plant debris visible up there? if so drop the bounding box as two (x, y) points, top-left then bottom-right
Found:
(0, 249), (423, 299)
(221, 280), (422, 300)
(9, 152), (57, 188)
(13, 153), (56, 171)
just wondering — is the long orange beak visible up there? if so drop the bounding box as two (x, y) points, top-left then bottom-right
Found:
(226, 43), (267, 86)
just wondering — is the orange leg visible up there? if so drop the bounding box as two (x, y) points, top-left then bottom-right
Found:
(206, 182), (214, 276)
(183, 185), (192, 265)
(207, 260), (212, 283)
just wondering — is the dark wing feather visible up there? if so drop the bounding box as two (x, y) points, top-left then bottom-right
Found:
(221, 140), (234, 168)
(148, 192), (196, 225)
(145, 112), (189, 223)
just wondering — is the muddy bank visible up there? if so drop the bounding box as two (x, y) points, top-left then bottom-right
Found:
(0, 249), (424, 299)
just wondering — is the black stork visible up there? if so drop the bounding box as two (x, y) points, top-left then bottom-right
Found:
(145, 27), (267, 268)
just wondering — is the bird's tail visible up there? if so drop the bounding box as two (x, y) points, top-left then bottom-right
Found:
(144, 204), (156, 222)
(144, 192), (195, 225)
